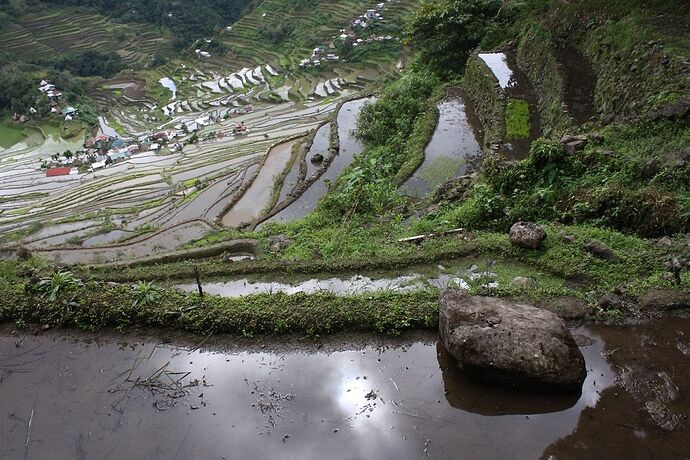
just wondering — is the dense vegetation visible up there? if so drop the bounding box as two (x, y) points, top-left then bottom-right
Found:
(51, 50), (124, 78)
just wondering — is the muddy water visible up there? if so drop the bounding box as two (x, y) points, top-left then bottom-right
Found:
(222, 139), (299, 227)
(404, 97), (482, 196)
(0, 325), (616, 460)
(262, 98), (371, 225)
(544, 316), (690, 458)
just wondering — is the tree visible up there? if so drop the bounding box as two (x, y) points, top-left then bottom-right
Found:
(406, 0), (502, 78)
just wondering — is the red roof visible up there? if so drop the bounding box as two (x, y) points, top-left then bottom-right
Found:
(46, 167), (71, 177)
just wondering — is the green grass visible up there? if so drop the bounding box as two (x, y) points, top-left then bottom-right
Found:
(505, 99), (530, 139)
(0, 122), (27, 148)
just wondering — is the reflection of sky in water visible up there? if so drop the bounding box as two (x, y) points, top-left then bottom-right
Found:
(0, 327), (613, 459)
(177, 273), (471, 297)
(478, 53), (515, 89)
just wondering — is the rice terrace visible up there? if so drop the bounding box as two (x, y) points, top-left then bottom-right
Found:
(0, 0), (689, 458)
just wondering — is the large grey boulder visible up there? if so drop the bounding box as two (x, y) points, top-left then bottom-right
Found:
(509, 221), (546, 249)
(439, 290), (587, 392)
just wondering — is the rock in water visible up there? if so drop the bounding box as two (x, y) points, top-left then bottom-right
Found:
(439, 290), (587, 392)
(509, 221), (546, 249)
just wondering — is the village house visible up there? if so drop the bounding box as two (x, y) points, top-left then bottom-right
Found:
(195, 49), (211, 59)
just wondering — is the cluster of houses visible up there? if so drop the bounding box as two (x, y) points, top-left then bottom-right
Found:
(195, 49), (211, 60)
(38, 80), (78, 121)
(299, 48), (341, 68)
(298, 1), (394, 68)
(352, 5), (385, 29)
(42, 130), (184, 177)
(12, 80), (77, 123)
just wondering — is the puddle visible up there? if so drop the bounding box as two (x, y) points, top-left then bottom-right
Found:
(262, 98), (371, 225)
(544, 316), (690, 457)
(159, 77), (177, 101)
(222, 139), (299, 227)
(404, 97), (482, 196)
(0, 323), (616, 459)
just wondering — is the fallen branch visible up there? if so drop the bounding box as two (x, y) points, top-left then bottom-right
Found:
(398, 228), (465, 244)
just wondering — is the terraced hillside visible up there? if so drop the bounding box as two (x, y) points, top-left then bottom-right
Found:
(0, 6), (172, 66)
(219, 0), (420, 68)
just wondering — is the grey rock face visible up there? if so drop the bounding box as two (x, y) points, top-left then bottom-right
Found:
(439, 290), (587, 392)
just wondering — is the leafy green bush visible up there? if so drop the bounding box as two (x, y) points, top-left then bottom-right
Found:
(35, 270), (83, 302)
(132, 281), (161, 308)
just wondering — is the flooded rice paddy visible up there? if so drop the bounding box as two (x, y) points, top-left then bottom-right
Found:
(404, 96), (482, 196)
(159, 77), (177, 101)
(222, 139), (300, 227)
(175, 259), (544, 298)
(261, 98), (371, 225)
(0, 326), (611, 459)
(4, 317), (686, 459)
(478, 51), (542, 159)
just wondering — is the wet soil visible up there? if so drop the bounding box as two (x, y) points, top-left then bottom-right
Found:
(556, 46), (596, 124)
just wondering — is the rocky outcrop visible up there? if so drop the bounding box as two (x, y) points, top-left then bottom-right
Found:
(509, 221), (546, 249)
(268, 234), (291, 252)
(510, 276), (537, 289)
(439, 290), (587, 392)
(639, 288), (690, 311)
(539, 296), (589, 320)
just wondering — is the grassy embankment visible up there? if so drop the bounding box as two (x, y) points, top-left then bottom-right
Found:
(2, 0), (690, 336)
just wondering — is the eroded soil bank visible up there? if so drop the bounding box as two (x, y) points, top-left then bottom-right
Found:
(2, 317), (688, 459)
